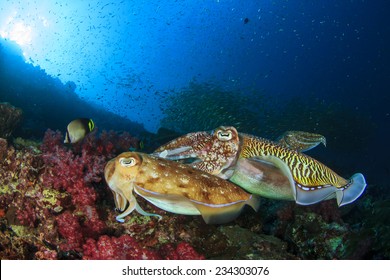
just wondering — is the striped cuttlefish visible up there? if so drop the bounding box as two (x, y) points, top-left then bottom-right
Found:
(154, 126), (366, 207)
(104, 152), (259, 224)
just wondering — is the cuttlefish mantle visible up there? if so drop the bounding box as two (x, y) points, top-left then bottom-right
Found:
(104, 152), (259, 224)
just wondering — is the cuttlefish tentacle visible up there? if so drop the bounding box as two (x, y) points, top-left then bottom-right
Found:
(105, 152), (259, 224)
(155, 126), (240, 179)
(154, 131), (212, 160)
(155, 126), (366, 207)
(105, 161), (160, 222)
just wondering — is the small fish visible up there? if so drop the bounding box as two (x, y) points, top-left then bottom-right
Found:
(104, 152), (259, 224)
(64, 118), (95, 144)
(129, 140), (144, 152)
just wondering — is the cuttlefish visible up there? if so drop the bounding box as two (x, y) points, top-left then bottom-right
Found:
(154, 126), (366, 207)
(104, 152), (259, 224)
(276, 130), (326, 152)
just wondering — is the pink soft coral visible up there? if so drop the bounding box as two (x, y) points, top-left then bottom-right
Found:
(82, 235), (160, 260)
(159, 242), (205, 260)
(56, 211), (84, 251)
(40, 129), (141, 253)
(41, 130), (106, 210)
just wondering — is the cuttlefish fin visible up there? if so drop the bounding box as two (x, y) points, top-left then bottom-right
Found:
(295, 173), (367, 206)
(295, 184), (337, 206)
(134, 185), (201, 216)
(336, 173), (366, 206)
(292, 169), (367, 208)
(134, 185), (259, 224)
(193, 195), (260, 224)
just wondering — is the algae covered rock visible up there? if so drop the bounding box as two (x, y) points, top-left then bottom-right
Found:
(286, 212), (349, 259)
(0, 102), (23, 138)
(218, 225), (297, 259)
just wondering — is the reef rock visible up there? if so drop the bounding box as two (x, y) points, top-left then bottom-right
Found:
(0, 102), (23, 138)
(0, 138), (7, 160)
(218, 225), (297, 259)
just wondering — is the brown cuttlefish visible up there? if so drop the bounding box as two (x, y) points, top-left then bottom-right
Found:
(154, 126), (366, 207)
(104, 152), (259, 224)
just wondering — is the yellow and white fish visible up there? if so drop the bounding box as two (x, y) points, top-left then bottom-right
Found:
(64, 118), (95, 144)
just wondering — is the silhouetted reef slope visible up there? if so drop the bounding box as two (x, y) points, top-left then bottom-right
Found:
(0, 38), (147, 139)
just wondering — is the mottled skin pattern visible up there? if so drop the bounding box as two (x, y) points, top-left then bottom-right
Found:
(277, 130), (326, 152)
(105, 152), (257, 223)
(155, 128), (240, 178)
(156, 126), (349, 190)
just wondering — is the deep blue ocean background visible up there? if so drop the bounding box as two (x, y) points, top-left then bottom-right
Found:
(1, 0), (388, 191)
(0, 1), (389, 260)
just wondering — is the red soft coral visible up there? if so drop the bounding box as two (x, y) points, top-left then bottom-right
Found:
(79, 205), (107, 238)
(82, 235), (160, 260)
(16, 201), (37, 227)
(41, 130), (100, 207)
(159, 242), (205, 260)
(40, 129), (63, 154)
(69, 180), (97, 206)
(40, 129), (149, 257)
(56, 211), (84, 251)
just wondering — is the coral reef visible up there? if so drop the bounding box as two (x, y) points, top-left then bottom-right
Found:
(341, 197), (390, 259)
(0, 102), (23, 139)
(0, 129), (386, 260)
(284, 212), (349, 259)
(0, 138), (7, 160)
(217, 225), (297, 260)
(0, 129), (207, 260)
(82, 235), (159, 260)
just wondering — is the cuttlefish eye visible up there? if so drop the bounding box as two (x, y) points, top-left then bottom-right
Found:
(217, 129), (233, 141)
(119, 157), (137, 167)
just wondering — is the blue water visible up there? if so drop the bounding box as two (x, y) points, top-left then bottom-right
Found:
(0, 0), (389, 189)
